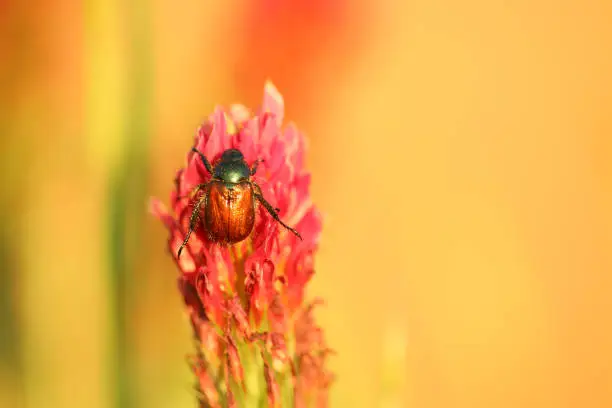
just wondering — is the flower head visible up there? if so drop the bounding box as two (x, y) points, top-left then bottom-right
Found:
(151, 82), (332, 407)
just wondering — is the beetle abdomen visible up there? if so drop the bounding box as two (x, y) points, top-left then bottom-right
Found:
(204, 181), (255, 244)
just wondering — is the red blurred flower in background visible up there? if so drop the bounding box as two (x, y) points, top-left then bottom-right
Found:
(151, 82), (333, 407)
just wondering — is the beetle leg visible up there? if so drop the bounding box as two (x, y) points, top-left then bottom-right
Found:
(191, 147), (213, 175)
(178, 191), (207, 257)
(176, 183), (207, 202)
(250, 158), (264, 176)
(252, 182), (302, 240)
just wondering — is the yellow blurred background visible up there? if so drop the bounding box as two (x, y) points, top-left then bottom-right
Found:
(1, 1), (611, 407)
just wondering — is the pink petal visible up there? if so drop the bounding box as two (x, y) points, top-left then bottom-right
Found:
(194, 123), (212, 152)
(149, 198), (173, 228)
(229, 104), (251, 125)
(235, 125), (257, 164)
(203, 108), (229, 160)
(262, 80), (285, 126)
(266, 138), (286, 176)
(242, 116), (263, 147)
(258, 112), (281, 148)
(283, 124), (306, 171)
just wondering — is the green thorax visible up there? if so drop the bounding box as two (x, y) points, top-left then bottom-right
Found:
(213, 149), (250, 184)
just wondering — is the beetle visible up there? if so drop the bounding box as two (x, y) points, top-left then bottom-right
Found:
(177, 147), (302, 257)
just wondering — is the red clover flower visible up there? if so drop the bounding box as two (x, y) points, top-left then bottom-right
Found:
(151, 82), (333, 407)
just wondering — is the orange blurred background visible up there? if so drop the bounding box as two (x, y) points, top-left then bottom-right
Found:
(1, 1), (611, 407)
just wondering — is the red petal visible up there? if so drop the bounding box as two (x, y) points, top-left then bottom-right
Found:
(264, 358), (281, 407)
(195, 267), (224, 325)
(226, 335), (245, 385)
(226, 296), (251, 338)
